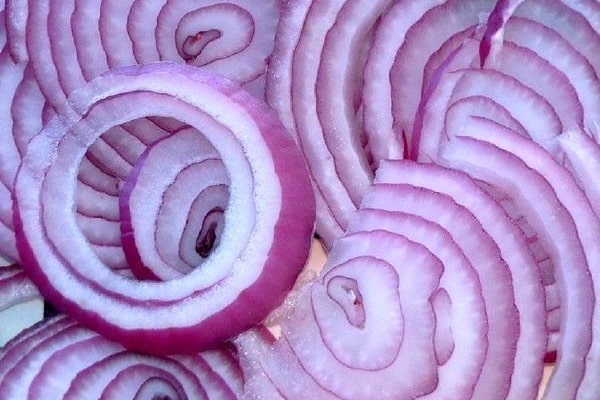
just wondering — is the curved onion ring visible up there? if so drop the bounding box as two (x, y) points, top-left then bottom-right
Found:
(0, 265), (43, 347)
(119, 126), (229, 281)
(0, 316), (243, 399)
(13, 62), (316, 354)
(441, 119), (598, 399)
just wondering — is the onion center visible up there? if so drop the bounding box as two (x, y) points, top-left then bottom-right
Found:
(182, 29), (222, 61)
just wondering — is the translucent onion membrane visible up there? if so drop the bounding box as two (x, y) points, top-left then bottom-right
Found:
(13, 63), (316, 354)
(0, 265), (43, 346)
(238, 160), (546, 399)
(0, 315), (244, 399)
(267, 0), (600, 249)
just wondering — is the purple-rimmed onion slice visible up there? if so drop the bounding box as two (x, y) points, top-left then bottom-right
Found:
(0, 46), (131, 271)
(0, 316), (243, 399)
(360, 182), (518, 400)
(267, 0), (502, 247)
(372, 160), (546, 399)
(6, 0), (279, 98)
(120, 126), (230, 281)
(13, 62), (315, 354)
(241, 228), (443, 399)
(440, 117), (599, 399)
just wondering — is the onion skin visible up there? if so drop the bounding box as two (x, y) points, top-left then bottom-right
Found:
(13, 62), (316, 355)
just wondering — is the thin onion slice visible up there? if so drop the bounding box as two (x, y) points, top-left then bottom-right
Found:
(373, 160), (546, 399)
(441, 119), (597, 399)
(242, 229), (443, 400)
(347, 207), (488, 399)
(13, 62), (315, 354)
(0, 316), (243, 399)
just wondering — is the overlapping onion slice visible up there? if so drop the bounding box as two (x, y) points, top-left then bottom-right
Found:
(0, 315), (243, 399)
(267, 0), (502, 247)
(13, 62), (316, 354)
(0, 47), (129, 269)
(271, 0), (600, 248)
(2, 0), (282, 268)
(410, 0), (600, 364)
(120, 126), (230, 281)
(240, 229), (443, 400)
(440, 118), (600, 399)
(5, 0), (279, 98)
(238, 158), (548, 399)
(371, 160), (546, 400)
(0, 265), (43, 347)
(415, 0), (600, 160)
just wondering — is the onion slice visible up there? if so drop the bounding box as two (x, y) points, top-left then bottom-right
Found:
(373, 160), (546, 399)
(13, 62), (315, 354)
(0, 316), (243, 399)
(119, 126), (229, 281)
(0, 266), (43, 347)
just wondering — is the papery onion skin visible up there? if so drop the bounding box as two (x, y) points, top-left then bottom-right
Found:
(13, 62), (316, 355)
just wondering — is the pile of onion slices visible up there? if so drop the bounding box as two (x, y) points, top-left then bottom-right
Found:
(2, 0), (600, 399)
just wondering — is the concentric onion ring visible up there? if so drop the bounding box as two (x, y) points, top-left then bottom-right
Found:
(372, 160), (546, 400)
(13, 62), (316, 354)
(0, 265), (43, 347)
(267, 0), (501, 247)
(0, 316), (243, 399)
(120, 126), (230, 281)
(441, 119), (599, 399)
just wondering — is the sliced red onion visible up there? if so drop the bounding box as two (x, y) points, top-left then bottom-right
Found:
(269, 0), (496, 245)
(440, 120), (597, 399)
(0, 316), (75, 378)
(0, 48), (130, 269)
(389, 0), (495, 149)
(267, 0), (402, 247)
(452, 118), (600, 399)
(7, 1), (282, 269)
(502, 17), (600, 128)
(485, 41), (583, 130)
(0, 316), (243, 399)
(373, 160), (546, 400)
(411, 38), (480, 161)
(361, 183), (518, 399)
(478, 0), (526, 66)
(243, 229), (443, 399)
(347, 208), (488, 399)
(13, 0), (280, 100)
(237, 328), (336, 399)
(504, 0), (600, 77)
(0, 49), (27, 262)
(14, 63), (315, 354)
(445, 95), (528, 138)
(177, 186), (227, 268)
(120, 126), (229, 280)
